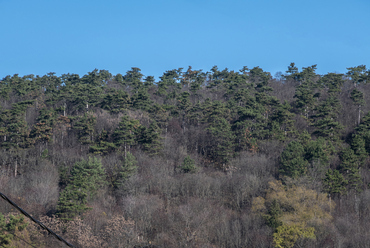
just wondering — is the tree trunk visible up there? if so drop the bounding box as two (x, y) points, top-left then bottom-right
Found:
(14, 160), (17, 177)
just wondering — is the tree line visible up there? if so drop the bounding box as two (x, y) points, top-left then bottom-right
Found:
(1, 64), (370, 247)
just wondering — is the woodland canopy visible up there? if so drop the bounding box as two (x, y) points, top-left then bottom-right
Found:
(1, 64), (370, 247)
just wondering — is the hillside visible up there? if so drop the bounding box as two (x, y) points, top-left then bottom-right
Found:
(1, 64), (370, 247)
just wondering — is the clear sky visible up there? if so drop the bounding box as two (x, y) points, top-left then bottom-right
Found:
(1, 0), (369, 80)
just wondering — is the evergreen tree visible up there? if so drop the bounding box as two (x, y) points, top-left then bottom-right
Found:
(355, 111), (370, 153)
(269, 101), (295, 140)
(317, 73), (343, 94)
(156, 68), (182, 96)
(132, 88), (152, 111)
(284, 62), (299, 81)
(0, 101), (34, 149)
(304, 137), (332, 167)
(177, 92), (191, 132)
(350, 134), (367, 165)
(279, 141), (308, 178)
(57, 157), (106, 220)
(114, 116), (141, 157)
(73, 112), (96, 145)
(112, 152), (138, 189)
(181, 66), (206, 93)
(89, 129), (116, 155)
(346, 65), (367, 87)
(323, 169), (347, 198)
(81, 68), (111, 87)
(264, 200), (283, 229)
(350, 88), (365, 125)
(294, 84), (315, 119)
(311, 95), (343, 140)
(101, 89), (131, 113)
(179, 155), (197, 173)
(207, 118), (235, 167)
(140, 121), (163, 156)
(339, 148), (362, 193)
(122, 67), (144, 91)
(293, 65), (318, 118)
(30, 108), (57, 146)
(0, 213), (30, 248)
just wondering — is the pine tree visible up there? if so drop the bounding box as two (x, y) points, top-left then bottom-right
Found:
(122, 67), (144, 91)
(73, 112), (96, 145)
(132, 88), (152, 111)
(0, 213), (30, 248)
(57, 157), (106, 220)
(350, 88), (365, 125)
(350, 134), (367, 165)
(101, 89), (131, 113)
(339, 148), (362, 193)
(89, 129), (116, 155)
(112, 152), (138, 189)
(323, 169), (347, 198)
(179, 155), (197, 173)
(140, 121), (163, 156)
(207, 118), (235, 167)
(114, 116), (141, 157)
(317, 73), (344, 94)
(284, 62), (299, 81)
(354, 113), (370, 154)
(304, 137), (333, 179)
(30, 108), (57, 146)
(346, 65), (367, 87)
(279, 141), (308, 178)
(311, 95), (343, 140)
(269, 101), (295, 140)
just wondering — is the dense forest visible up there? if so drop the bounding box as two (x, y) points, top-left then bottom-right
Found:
(1, 64), (370, 247)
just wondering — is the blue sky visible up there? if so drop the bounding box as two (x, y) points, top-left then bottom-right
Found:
(1, 0), (369, 80)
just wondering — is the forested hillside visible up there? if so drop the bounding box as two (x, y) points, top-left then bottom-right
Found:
(1, 64), (370, 247)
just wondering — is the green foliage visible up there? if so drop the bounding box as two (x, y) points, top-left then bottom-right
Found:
(304, 138), (332, 167)
(339, 148), (362, 193)
(132, 88), (152, 111)
(323, 169), (348, 197)
(3, 66), (370, 246)
(279, 141), (308, 178)
(101, 89), (130, 113)
(350, 88), (365, 106)
(41, 148), (49, 158)
(181, 66), (206, 93)
(30, 108), (57, 145)
(57, 185), (91, 221)
(294, 84), (315, 117)
(156, 68), (182, 96)
(264, 200), (283, 229)
(57, 157), (106, 220)
(317, 73), (344, 93)
(179, 155), (197, 173)
(73, 112), (96, 145)
(140, 121), (163, 156)
(0, 101), (34, 149)
(114, 116), (141, 155)
(269, 101), (295, 140)
(123, 67), (144, 90)
(0, 213), (29, 248)
(112, 152), (138, 189)
(207, 118), (235, 167)
(350, 134), (367, 164)
(284, 62), (299, 80)
(346, 65), (367, 86)
(90, 129), (116, 155)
